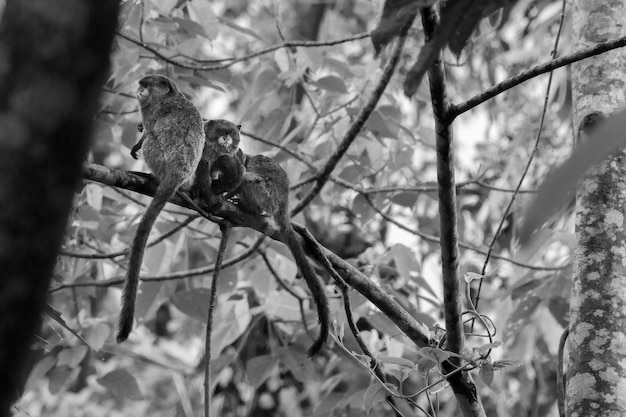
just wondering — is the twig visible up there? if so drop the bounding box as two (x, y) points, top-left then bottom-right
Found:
(60, 215), (198, 259)
(116, 31), (370, 71)
(205, 222), (232, 417)
(361, 193), (564, 271)
(475, 0), (568, 315)
(50, 236), (264, 292)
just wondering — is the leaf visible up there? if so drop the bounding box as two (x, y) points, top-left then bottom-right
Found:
(388, 244), (420, 280)
(352, 193), (376, 223)
(376, 356), (416, 368)
(48, 366), (74, 394)
(476, 340), (503, 355)
(492, 359), (523, 370)
(246, 355), (278, 388)
(315, 75), (348, 94)
(121, 122), (140, 151)
(210, 299), (251, 357)
(97, 369), (144, 401)
(389, 191), (417, 207)
(189, 0), (219, 40)
(503, 291), (541, 341)
(85, 323), (111, 350)
(217, 16), (264, 41)
(464, 271), (484, 284)
(363, 383), (392, 412)
(172, 288), (211, 322)
(479, 361), (494, 387)
(371, 0), (432, 54)
(404, 1), (476, 97)
(520, 110), (626, 245)
(365, 111), (397, 139)
(172, 17), (208, 39)
(57, 347), (88, 368)
(447, 0), (521, 56)
(547, 296), (570, 328)
(151, 0), (178, 14)
(418, 347), (451, 364)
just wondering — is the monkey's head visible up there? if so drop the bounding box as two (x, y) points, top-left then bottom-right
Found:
(137, 74), (183, 107)
(205, 119), (242, 152)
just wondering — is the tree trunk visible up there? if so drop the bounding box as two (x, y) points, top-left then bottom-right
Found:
(0, 2), (119, 415)
(567, 1), (626, 415)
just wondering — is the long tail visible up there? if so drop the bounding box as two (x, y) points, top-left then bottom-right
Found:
(282, 222), (330, 356)
(117, 180), (178, 343)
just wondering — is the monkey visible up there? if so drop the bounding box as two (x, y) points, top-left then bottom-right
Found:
(210, 149), (246, 195)
(233, 154), (331, 356)
(192, 119), (244, 209)
(117, 74), (204, 343)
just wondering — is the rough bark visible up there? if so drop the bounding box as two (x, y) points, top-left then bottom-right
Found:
(0, 1), (119, 414)
(567, 2), (626, 416)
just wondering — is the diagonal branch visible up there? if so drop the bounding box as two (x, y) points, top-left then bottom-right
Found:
(450, 35), (626, 120)
(80, 163), (431, 349)
(290, 21), (413, 216)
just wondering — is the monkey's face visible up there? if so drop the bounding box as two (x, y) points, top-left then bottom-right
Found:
(137, 75), (178, 106)
(205, 119), (241, 152)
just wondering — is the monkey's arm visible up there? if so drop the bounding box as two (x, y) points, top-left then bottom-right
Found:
(130, 130), (145, 160)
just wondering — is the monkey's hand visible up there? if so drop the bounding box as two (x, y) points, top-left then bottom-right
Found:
(130, 137), (145, 160)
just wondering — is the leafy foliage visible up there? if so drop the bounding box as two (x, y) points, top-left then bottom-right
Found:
(13, 0), (587, 416)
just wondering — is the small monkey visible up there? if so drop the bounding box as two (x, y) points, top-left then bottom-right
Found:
(235, 154), (330, 356)
(118, 74), (204, 343)
(192, 119), (244, 208)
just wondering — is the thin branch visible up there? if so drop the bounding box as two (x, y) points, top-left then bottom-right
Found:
(477, 0), (567, 310)
(450, 35), (626, 120)
(205, 223), (231, 417)
(116, 31), (370, 71)
(362, 193), (564, 271)
(61, 215), (198, 259)
(290, 23), (412, 216)
(50, 236), (265, 292)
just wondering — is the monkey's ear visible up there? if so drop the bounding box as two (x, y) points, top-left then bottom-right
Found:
(236, 124), (242, 130)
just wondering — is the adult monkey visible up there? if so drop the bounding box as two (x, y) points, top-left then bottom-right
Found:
(118, 74), (204, 343)
(210, 152), (331, 356)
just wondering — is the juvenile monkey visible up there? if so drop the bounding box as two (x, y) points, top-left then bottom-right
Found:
(234, 155), (330, 356)
(192, 119), (244, 208)
(118, 74), (204, 343)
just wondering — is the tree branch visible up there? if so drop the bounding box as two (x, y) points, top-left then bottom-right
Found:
(450, 35), (626, 120)
(421, 6), (485, 417)
(81, 164), (431, 348)
(116, 31), (370, 71)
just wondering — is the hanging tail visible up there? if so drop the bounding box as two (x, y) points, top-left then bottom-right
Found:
(283, 222), (330, 356)
(117, 180), (178, 343)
